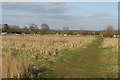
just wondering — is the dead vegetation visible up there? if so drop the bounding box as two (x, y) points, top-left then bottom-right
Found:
(2, 35), (95, 78)
(2, 56), (28, 78)
(102, 38), (118, 52)
(101, 38), (118, 78)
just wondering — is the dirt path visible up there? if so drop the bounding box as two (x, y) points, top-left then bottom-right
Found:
(48, 38), (104, 78)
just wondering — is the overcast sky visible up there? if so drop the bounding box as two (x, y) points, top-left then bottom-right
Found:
(2, 2), (118, 30)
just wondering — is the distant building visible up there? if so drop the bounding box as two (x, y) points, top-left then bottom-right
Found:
(113, 35), (120, 38)
(99, 30), (103, 37)
(86, 35), (96, 37)
(1, 32), (7, 35)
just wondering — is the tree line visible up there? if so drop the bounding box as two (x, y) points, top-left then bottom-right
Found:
(0, 23), (119, 37)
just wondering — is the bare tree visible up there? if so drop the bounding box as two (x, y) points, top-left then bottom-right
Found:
(29, 24), (38, 34)
(41, 24), (50, 30)
(2, 24), (10, 32)
(104, 25), (115, 37)
(40, 24), (50, 34)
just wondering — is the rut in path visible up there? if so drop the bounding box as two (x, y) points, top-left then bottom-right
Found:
(49, 38), (104, 78)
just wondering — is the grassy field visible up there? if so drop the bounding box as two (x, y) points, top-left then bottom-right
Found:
(1, 35), (118, 78)
(100, 38), (118, 78)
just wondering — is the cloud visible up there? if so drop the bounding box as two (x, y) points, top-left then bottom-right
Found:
(3, 2), (70, 15)
(2, 0), (119, 2)
(48, 0), (66, 2)
(85, 13), (116, 20)
(2, 2), (74, 21)
(2, 2), (118, 30)
(3, 0), (42, 2)
(3, 2), (81, 21)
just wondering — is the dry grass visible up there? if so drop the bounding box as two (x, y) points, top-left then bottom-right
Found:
(102, 38), (118, 52)
(2, 35), (94, 52)
(2, 34), (95, 78)
(101, 38), (118, 78)
(2, 56), (28, 78)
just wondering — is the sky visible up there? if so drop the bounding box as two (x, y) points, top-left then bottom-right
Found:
(2, 2), (118, 30)
(2, 0), (120, 2)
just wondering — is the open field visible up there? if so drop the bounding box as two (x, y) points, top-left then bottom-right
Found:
(100, 38), (118, 78)
(2, 1), (118, 79)
(1, 35), (118, 78)
(2, 35), (94, 78)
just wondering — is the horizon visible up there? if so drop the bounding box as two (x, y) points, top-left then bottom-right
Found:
(0, 24), (118, 31)
(2, 2), (118, 30)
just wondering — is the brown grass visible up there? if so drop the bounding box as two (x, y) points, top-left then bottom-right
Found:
(2, 56), (28, 78)
(2, 34), (95, 78)
(101, 38), (118, 78)
(102, 38), (118, 52)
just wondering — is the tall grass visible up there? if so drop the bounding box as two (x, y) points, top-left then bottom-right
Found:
(2, 34), (95, 78)
(2, 56), (28, 78)
(101, 38), (118, 78)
